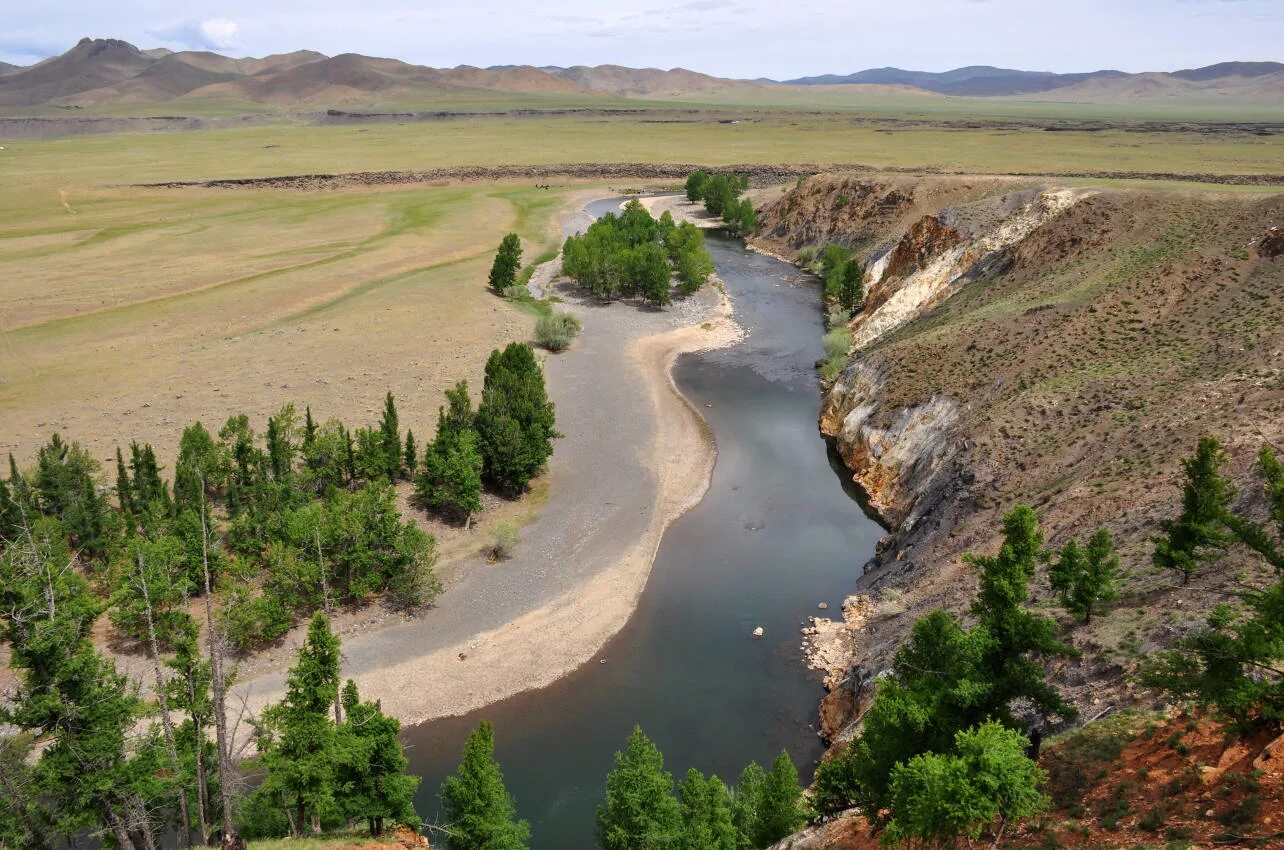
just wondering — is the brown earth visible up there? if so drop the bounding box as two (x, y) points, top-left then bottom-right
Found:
(753, 173), (1284, 741)
(772, 712), (1284, 849)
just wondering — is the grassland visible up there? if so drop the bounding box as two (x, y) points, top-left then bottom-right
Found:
(1, 108), (1279, 476)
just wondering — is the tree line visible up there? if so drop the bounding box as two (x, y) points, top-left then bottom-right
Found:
(561, 199), (715, 306)
(684, 171), (756, 235)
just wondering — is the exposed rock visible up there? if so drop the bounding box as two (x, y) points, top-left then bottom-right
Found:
(1258, 225), (1284, 258)
(752, 626), (764, 638)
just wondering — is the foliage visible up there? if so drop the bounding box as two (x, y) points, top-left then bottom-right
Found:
(884, 722), (1048, 847)
(596, 726), (683, 850)
(534, 311), (583, 352)
(417, 382), (484, 525)
(815, 505), (1071, 821)
(476, 343), (557, 496)
(678, 769), (736, 850)
(1143, 441), (1284, 726)
(562, 199), (713, 304)
(336, 680), (420, 836)
(489, 233), (523, 295)
(685, 170), (709, 202)
(1153, 436), (1236, 585)
(440, 721), (530, 850)
(1050, 528), (1121, 623)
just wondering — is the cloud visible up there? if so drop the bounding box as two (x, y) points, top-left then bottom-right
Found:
(148, 18), (241, 51)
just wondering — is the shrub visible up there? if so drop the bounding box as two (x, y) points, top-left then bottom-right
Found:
(534, 311), (582, 352)
(488, 522), (519, 562)
(823, 327), (852, 361)
(501, 284), (528, 301)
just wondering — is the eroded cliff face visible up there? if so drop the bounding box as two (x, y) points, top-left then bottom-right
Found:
(757, 174), (1284, 750)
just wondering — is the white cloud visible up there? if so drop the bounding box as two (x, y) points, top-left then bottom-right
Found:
(148, 17), (240, 51)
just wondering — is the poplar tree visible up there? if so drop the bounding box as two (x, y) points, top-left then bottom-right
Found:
(489, 233), (523, 294)
(596, 726), (681, 850)
(1153, 435), (1236, 585)
(440, 721), (529, 850)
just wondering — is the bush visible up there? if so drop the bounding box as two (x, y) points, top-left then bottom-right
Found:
(823, 327), (852, 360)
(488, 522), (519, 561)
(501, 284), (528, 301)
(535, 311), (582, 352)
(796, 246), (817, 265)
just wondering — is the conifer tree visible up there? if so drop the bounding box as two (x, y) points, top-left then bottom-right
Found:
(303, 406), (318, 453)
(1050, 528), (1121, 623)
(965, 504), (1072, 723)
(440, 721), (529, 850)
(335, 680), (420, 836)
(379, 392), (402, 480)
(259, 613), (341, 835)
(489, 233), (523, 294)
(837, 260), (864, 313)
(678, 769), (736, 850)
(403, 431), (417, 479)
(596, 726), (682, 850)
(1154, 435), (1236, 585)
(731, 762), (765, 850)
(417, 419), (483, 525)
(753, 752), (806, 847)
(115, 447), (135, 524)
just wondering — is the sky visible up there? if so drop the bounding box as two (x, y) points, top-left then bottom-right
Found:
(2, 0), (1281, 77)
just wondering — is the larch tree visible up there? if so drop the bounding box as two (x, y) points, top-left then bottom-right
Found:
(595, 726), (682, 850)
(335, 680), (420, 836)
(1050, 527), (1121, 623)
(440, 721), (530, 850)
(678, 769), (736, 850)
(1153, 435), (1236, 585)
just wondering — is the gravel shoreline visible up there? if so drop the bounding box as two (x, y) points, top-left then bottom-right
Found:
(231, 194), (743, 728)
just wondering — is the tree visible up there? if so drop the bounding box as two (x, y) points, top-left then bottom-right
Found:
(476, 344), (557, 495)
(440, 721), (529, 850)
(596, 726), (682, 850)
(258, 613), (342, 835)
(1050, 528), (1121, 623)
(731, 762), (765, 850)
(489, 233), (523, 294)
(403, 431), (417, 479)
(1153, 435), (1235, 585)
(335, 680), (420, 836)
(965, 505), (1073, 724)
(751, 752), (806, 846)
(378, 392), (402, 480)
(837, 260), (864, 313)
(1143, 443), (1284, 726)
(678, 769), (736, 850)
(685, 170), (709, 202)
(417, 414), (483, 525)
(628, 242), (672, 307)
(884, 722), (1048, 848)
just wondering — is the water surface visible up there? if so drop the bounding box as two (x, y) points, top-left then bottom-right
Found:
(402, 217), (882, 849)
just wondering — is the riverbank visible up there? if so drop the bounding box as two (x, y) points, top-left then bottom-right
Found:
(231, 195), (742, 728)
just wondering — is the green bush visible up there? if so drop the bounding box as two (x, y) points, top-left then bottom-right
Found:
(534, 311), (583, 352)
(823, 327), (852, 361)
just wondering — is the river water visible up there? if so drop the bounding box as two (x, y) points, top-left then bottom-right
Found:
(400, 205), (883, 849)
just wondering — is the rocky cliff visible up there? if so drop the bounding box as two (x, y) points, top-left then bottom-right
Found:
(756, 173), (1284, 743)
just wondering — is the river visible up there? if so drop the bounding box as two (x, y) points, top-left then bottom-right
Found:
(400, 200), (883, 849)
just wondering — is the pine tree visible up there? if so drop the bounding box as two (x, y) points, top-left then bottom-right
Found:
(115, 447), (135, 525)
(678, 769), (736, 850)
(596, 726), (682, 850)
(303, 406), (318, 453)
(259, 613), (342, 835)
(1154, 436), (1236, 585)
(489, 233), (523, 294)
(379, 392), (401, 480)
(266, 415), (291, 482)
(440, 721), (529, 850)
(417, 419), (483, 525)
(335, 680), (420, 836)
(1050, 528), (1121, 623)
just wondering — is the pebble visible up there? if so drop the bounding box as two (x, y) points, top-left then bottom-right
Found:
(818, 602), (828, 609)
(752, 626), (764, 638)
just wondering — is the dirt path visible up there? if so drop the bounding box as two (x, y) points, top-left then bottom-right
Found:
(230, 196), (742, 728)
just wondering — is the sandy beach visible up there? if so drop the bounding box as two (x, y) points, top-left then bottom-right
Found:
(231, 195), (742, 727)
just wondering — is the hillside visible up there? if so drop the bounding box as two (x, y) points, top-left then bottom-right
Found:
(2, 39), (1281, 112)
(753, 174), (1284, 741)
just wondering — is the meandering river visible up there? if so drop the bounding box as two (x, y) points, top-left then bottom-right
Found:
(401, 201), (883, 849)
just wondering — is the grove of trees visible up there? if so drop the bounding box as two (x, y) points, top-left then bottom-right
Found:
(684, 171), (756, 235)
(561, 199), (715, 306)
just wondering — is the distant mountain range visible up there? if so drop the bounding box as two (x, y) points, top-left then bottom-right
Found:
(781, 62), (1284, 96)
(0, 38), (1280, 109)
